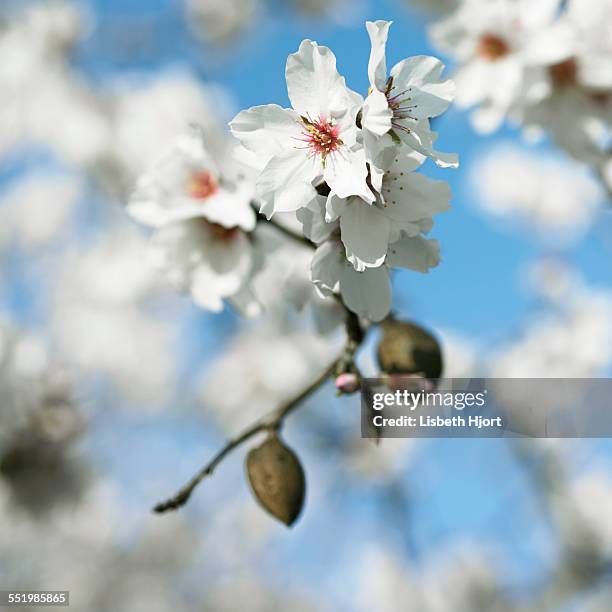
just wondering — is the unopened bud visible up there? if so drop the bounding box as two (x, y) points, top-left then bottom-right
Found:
(335, 372), (360, 394)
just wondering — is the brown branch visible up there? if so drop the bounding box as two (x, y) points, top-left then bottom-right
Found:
(251, 202), (316, 251)
(153, 353), (344, 514)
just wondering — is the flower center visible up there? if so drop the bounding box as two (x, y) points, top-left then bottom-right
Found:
(298, 116), (342, 159)
(385, 80), (417, 135)
(477, 34), (510, 61)
(207, 222), (240, 242)
(189, 171), (218, 200)
(549, 58), (578, 88)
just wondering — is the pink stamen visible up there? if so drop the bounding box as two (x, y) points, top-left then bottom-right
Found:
(207, 222), (240, 243)
(298, 116), (343, 160)
(189, 171), (218, 200)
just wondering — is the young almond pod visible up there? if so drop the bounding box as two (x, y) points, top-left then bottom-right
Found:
(376, 317), (443, 380)
(246, 433), (306, 527)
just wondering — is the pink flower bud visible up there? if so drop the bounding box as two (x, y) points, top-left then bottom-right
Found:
(335, 373), (360, 394)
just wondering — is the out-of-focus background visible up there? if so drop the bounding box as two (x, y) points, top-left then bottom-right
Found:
(1, 0), (611, 610)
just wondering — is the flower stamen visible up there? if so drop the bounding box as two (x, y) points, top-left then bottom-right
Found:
(298, 116), (343, 160)
(189, 171), (218, 200)
(477, 34), (510, 61)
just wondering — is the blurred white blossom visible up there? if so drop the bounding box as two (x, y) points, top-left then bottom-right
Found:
(0, 172), (81, 251)
(200, 320), (340, 430)
(50, 228), (178, 405)
(471, 144), (602, 244)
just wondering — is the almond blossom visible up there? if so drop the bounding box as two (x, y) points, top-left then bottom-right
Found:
(430, 0), (573, 133)
(363, 20), (458, 175)
(323, 151), (451, 271)
(228, 26), (456, 321)
(128, 129), (261, 315)
(230, 39), (374, 219)
(301, 196), (441, 321)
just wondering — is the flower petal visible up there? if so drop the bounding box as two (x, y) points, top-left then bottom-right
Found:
(362, 90), (393, 136)
(324, 147), (375, 202)
(339, 199), (391, 270)
(382, 170), (451, 223)
(296, 195), (337, 243)
(151, 220), (252, 312)
(311, 240), (344, 296)
(366, 20), (392, 91)
(229, 104), (301, 158)
(339, 266), (391, 322)
(397, 127), (459, 168)
(390, 55), (455, 119)
(386, 235), (440, 272)
(286, 39), (352, 119)
(257, 150), (319, 218)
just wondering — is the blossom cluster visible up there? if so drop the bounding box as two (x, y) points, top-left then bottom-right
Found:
(128, 21), (456, 323)
(430, 0), (612, 184)
(228, 21), (456, 321)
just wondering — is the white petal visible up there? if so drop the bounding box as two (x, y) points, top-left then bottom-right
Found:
(324, 147), (375, 202)
(453, 60), (492, 109)
(286, 39), (352, 119)
(366, 20), (392, 91)
(382, 171), (451, 223)
(471, 103), (507, 134)
(229, 286), (262, 318)
(127, 130), (219, 228)
(518, 0), (562, 29)
(151, 220), (252, 312)
(397, 128), (459, 168)
(196, 184), (257, 231)
(390, 55), (455, 119)
(296, 195), (337, 243)
(325, 192), (348, 222)
(310, 240), (344, 296)
(229, 104), (301, 158)
(362, 90), (393, 136)
(522, 22), (574, 65)
(386, 235), (440, 272)
(257, 150), (319, 218)
(339, 200), (391, 270)
(339, 266), (391, 322)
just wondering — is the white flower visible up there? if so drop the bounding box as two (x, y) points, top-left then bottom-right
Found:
(111, 70), (230, 183)
(520, 88), (611, 167)
(50, 228), (178, 405)
(310, 233), (440, 322)
(430, 0), (573, 133)
(128, 130), (260, 315)
(128, 128), (256, 231)
(230, 39), (374, 218)
(0, 172), (81, 251)
(516, 0), (612, 166)
(323, 151), (450, 271)
(363, 20), (458, 172)
(150, 219), (258, 314)
(563, 0), (612, 91)
(223, 24), (454, 320)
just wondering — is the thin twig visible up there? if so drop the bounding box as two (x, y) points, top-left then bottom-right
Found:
(251, 201), (316, 250)
(153, 354), (343, 513)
